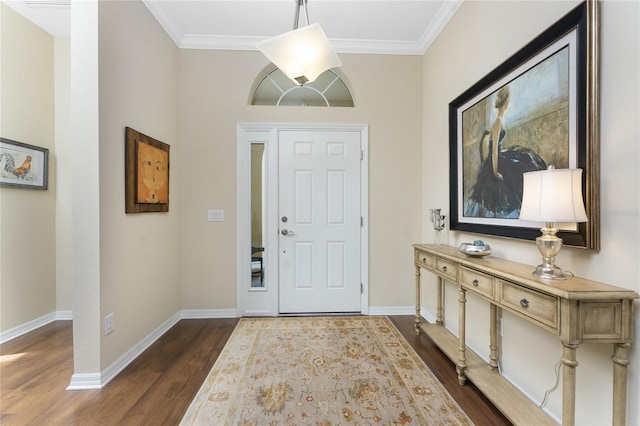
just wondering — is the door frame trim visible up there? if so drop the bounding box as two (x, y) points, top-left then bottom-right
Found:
(236, 123), (369, 316)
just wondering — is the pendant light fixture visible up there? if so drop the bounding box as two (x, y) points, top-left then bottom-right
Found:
(256, 0), (341, 86)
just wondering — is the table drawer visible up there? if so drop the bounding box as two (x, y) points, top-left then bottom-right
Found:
(498, 280), (558, 330)
(415, 250), (435, 270)
(461, 267), (494, 299)
(435, 258), (458, 282)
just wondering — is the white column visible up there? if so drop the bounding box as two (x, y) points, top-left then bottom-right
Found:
(67, 0), (101, 390)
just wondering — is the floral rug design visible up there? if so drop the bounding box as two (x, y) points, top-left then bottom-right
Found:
(180, 316), (473, 425)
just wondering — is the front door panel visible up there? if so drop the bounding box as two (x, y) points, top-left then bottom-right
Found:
(279, 130), (361, 313)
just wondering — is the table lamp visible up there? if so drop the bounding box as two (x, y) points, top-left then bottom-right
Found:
(519, 167), (588, 280)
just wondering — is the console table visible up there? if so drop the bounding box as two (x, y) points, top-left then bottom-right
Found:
(413, 244), (638, 426)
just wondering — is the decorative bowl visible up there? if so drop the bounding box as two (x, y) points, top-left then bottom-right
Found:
(458, 241), (492, 257)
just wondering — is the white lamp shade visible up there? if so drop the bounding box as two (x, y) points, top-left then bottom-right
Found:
(519, 168), (588, 223)
(256, 23), (341, 85)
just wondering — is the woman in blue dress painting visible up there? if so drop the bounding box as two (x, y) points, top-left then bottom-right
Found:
(464, 86), (547, 218)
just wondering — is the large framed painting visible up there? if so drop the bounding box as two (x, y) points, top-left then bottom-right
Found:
(125, 127), (170, 213)
(449, 1), (600, 249)
(0, 137), (49, 190)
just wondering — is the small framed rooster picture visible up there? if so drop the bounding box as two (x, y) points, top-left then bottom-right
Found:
(0, 137), (49, 190)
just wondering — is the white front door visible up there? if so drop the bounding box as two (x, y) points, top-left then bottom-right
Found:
(278, 130), (362, 313)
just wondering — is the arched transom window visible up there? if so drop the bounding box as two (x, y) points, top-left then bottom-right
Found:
(251, 68), (354, 107)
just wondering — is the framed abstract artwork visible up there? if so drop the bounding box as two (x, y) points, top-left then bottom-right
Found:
(449, 1), (600, 249)
(125, 127), (170, 213)
(0, 137), (49, 190)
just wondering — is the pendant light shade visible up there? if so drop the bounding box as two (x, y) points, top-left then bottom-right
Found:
(256, 0), (341, 86)
(257, 23), (341, 85)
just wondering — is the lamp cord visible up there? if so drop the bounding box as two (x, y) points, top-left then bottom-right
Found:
(539, 360), (562, 408)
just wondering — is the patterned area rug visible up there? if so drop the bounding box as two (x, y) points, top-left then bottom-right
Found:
(181, 316), (472, 425)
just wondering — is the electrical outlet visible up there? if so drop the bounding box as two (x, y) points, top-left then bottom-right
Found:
(104, 313), (115, 335)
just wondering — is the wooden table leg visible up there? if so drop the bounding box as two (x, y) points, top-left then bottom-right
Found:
(561, 342), (579, 426)
(611, 343), (630, 426)
(457, 286), (467, 385)
(414, 265), (421, 335)
(489, 304), (499, 370)
(436, 276), (444, 325)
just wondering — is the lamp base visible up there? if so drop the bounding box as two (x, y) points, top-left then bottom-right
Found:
(533, 225), (568, 281)
(532, 263), (568, 280)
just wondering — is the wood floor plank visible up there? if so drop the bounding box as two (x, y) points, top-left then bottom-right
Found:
(1, 316), (510, 425)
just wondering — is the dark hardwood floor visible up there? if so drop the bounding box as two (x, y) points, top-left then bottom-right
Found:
(1, 316), (511, 425)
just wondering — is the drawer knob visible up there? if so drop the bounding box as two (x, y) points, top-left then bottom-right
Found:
(422, 257), (426, 263)
(442, 266), (448, 272)
(472, 279), (479, 287)
(520, 298), (530, 308)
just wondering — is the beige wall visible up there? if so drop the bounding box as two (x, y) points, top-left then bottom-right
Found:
(178, 51), (423, 311)
(421, 1), (639, 424)
(0, 4), (56, 332)
(96, 0), (181, 369)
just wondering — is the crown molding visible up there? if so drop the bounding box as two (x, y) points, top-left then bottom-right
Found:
(141, 0), (184, 47)
(417, 0), (463, 54)
(142, 0), (463, 55)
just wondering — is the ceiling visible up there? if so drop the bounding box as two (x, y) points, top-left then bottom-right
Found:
(3, 0), (463, 55)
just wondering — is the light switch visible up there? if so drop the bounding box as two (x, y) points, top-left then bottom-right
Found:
(207, 209), (224, 222)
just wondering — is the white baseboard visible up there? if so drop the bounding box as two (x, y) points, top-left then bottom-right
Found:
(420, 307), (437, 323)
(0, 311), (72, 344)
(66, 373), (102, 390)
(367, 306), (415, 316)
(180, 308), (238, 319)
(241, 310), (279, 317)
(56, 310), (73, 320)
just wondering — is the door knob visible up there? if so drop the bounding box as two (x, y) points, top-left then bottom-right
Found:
(281, 229), (295, 236)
